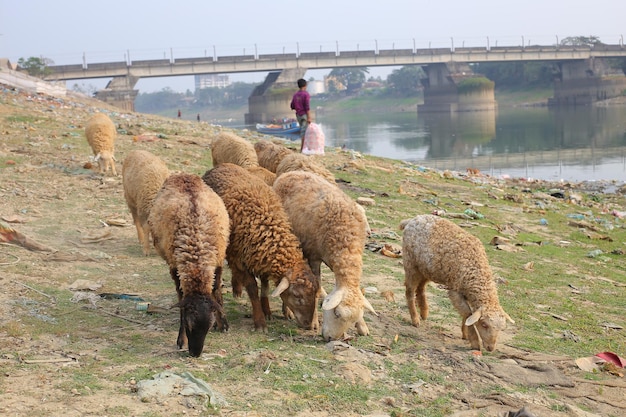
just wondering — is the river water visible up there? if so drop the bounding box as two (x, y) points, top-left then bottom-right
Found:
(315, 104), (626, 182)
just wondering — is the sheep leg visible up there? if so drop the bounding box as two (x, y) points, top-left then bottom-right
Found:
(309, 260), (327, 301)
(231, 270), (244, 298)
(171, 267), (187, 350)
(139, 221), (151, 256)
(232, 266), (267, 332)
(448, 290), (481, 350)
(259, 278), (273, 321)
(404, 270), (427, 326)
(212, 266), (229, 332)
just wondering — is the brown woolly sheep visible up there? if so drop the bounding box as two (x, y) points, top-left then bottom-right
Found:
(122, 150), (170, 256)
(246, 165), (277, 186)
(400, 214), (514, 352)
(148, 173), (230, 357)
(202, 163), (319, 332)
(273, 171), (377, 341)
(275, 153), (335, 184)
(210, 131), (258, 168)
(85, 113), (118, 176)
(254, 140), (293, 173)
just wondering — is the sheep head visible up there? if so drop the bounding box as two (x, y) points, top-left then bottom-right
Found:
(321, 287), (377, 341)
(465, 306), (515, 352)
(272, 266), (319, 330)
(94, 150), (116, 175)
(177, 294), (223, 357)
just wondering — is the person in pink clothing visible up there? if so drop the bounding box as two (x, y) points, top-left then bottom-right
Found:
(290, 78), (312, 152)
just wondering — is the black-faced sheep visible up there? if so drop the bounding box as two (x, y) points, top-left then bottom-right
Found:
(400, 214), (514, 352)
(272, 171), (377, 341)
(275, 153), (335, 184)
(202, 163), (319, 332)
(210, 131), (258, 168)
(254, 140), (293, 173)
(148, 173), (230, 357)
(122, 150), (170, 256)
(85, 113), (118, 176)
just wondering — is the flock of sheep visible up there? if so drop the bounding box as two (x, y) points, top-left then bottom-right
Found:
(85, 112), (514, 357)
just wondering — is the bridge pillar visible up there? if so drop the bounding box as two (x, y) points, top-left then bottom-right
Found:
(245, 68), (308, 124)
(418, 63), (496, 113)
(94, 76), (139, 112)
(549, 58), (626, 106)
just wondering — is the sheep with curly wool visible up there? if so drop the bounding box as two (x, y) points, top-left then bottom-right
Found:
(85, 113), (118, 176)
(400, 214), (514, 352)
(246, 165), (277, 186)
(254, 140), (293, 173)
(148, 173), (230, 357)
(275, 153), (335, 184)
(273, 171), (377, 341)
(122, 150), (170, 256)
(210, 131), (258, 168)
(202, 163), (319, 332)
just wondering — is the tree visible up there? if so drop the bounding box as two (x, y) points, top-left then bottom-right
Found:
(386, 65), (424, 96)
(17, 56), (54, 78)
(560, 36), (603, 47)
(328, 67), (369, 93)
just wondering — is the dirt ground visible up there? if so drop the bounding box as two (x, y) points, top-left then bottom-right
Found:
(0, 85), (625, 417)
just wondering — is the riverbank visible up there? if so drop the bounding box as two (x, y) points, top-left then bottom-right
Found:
(1, 84), (624, 417)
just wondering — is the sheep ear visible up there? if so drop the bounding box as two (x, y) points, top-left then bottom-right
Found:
(362, 295), (378, 316)
(465, 307), (483, 326)
(504, 311), (515, 324)
(112, 155), (118, 161)
(271, 277), (290, 297)
(94, 153), (101, 161)
(322, 288), (345, 310)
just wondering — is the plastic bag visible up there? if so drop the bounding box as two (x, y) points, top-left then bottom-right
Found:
(302, 122), (325, 155)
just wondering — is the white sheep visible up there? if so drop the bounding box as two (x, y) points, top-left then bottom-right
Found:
(85, 113), (118, 176)
(400, 214), (514, 352)
(273, 171), (377, 341)
(210, 131), (258, 168)
(148, 173), (230, 357)
(275, 153), (335, 184)
(122, 149), (170, 256)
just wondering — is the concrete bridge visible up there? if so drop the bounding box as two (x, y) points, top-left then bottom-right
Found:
(44, 43), (626, 120)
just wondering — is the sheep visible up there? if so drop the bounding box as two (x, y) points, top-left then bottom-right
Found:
(246, 165), (277, 186)
(272, 171), (377, 341)
(400, 214), (515, 352)
(85, 112), (118, 176)
(210, 131), (258, 168)
(254, 140), (293, 173)
(275, 153), (336, 184)
(148, 173), (230, 357)
(202, 163), (319, 332)
(122, 150), (170, 256)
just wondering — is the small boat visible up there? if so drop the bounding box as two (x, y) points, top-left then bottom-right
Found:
(256, 121), (300, 136)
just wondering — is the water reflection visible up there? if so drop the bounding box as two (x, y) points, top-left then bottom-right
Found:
(318, 104), (626, 181)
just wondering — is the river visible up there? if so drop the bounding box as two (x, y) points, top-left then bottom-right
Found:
(314, 104), (626, 182)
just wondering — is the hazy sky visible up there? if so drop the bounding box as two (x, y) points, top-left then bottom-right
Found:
(2, 0), (624, 92)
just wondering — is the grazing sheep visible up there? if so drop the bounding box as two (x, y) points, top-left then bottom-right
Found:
(122, 150), (170, 256)
(148, 173), (230, 357)
(246, 165), (277, 186)
(202, 163), (319, 332)
(400, 214), (514, 352)
(85, 113), (118, 176)
(210, 131), (258, 168)
(254, 140), (293, 173)
(273, 171), (377, 341)
(275, 153), (335, 184)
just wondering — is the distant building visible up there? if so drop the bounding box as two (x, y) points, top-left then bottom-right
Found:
(195, 74), (231, 90)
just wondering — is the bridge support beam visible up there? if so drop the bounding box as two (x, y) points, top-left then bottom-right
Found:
(418, 63), (497, 113)
(94, 76), (139, 112)
(245, 68), (307, 124)
(549, 58), (626, 106)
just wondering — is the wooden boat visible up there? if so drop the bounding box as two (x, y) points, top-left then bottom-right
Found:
(256, 121), (300, 136)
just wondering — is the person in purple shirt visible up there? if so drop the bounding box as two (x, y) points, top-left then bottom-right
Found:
(290, 78), (312, 152)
